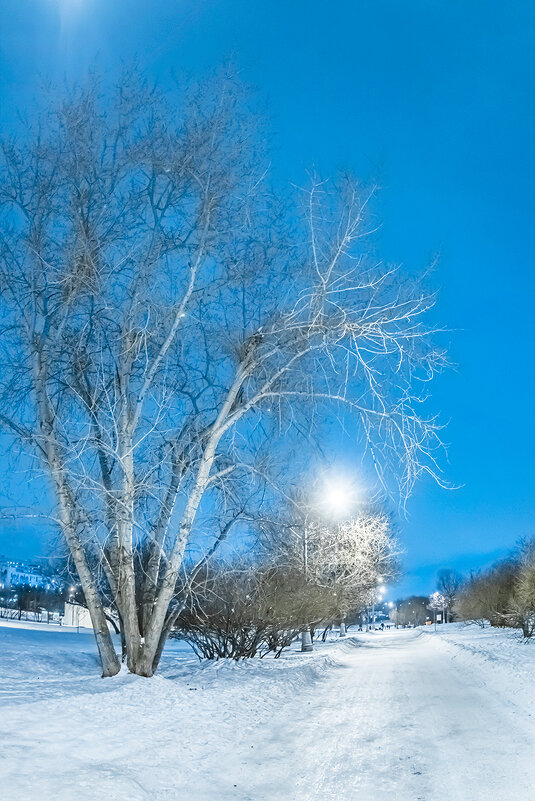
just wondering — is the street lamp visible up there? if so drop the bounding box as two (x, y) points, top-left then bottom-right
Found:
(299, 474), (364, 651)
(320, 476), (357, 519)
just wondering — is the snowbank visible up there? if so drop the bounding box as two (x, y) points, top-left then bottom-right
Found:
(422, 622), (535, 715)
(0, 621), (360, 801)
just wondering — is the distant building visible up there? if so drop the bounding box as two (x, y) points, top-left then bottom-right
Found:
(0, 560), (51, 590)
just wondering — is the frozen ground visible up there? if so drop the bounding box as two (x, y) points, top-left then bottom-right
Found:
(1, 620), (535, 800)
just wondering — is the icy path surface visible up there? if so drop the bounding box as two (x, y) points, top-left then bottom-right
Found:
(285, 629), (535, 800)
(1, 624), (535, 800)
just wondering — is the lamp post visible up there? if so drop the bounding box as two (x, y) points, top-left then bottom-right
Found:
(300, 523), (313, 652)
(299, 475), (359, 652)
(428, 591), (446, 632)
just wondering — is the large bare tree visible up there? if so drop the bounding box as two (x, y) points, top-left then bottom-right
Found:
(0, 71), (447, 676)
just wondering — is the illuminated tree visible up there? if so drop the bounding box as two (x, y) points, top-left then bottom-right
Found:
(0, 72), (446, 676)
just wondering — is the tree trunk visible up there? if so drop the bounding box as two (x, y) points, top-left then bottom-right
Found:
(87, 604), (122, 677)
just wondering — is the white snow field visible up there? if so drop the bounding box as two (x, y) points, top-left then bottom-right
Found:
(1, 621), (535, 801)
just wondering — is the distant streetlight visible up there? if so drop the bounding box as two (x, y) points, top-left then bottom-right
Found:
(370, 579), (387, 630)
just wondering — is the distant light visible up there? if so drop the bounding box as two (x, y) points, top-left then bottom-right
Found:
(379, 585), (386, 594)
(388, 601), (394, 608)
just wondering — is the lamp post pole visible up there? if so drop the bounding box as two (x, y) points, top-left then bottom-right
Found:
(300, 524), (313, 652)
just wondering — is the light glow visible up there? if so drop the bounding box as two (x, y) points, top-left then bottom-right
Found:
(318, 473), (364, 519)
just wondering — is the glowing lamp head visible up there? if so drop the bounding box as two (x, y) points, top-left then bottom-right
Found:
(319, 474), (363, 519)
(323, 483), (352, 516)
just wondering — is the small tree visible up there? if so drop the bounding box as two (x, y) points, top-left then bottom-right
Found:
(510, 540), (535, 638)
(437, 569), (463, 622)
(428, 591), (446, 626)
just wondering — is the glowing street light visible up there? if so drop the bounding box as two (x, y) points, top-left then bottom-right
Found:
(315, 469), (367, 520)
(324, 485), (349, 513)
(320, 478), (355, 518)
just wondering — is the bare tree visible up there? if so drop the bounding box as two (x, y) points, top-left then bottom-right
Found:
(511, 540), (535, 637)
(457, 542), (535, 637)
(437, 569), (463, 622)
(273, 512), (399, 623)
(0, 71), (447, 676)
(456, 563), (518, 628)
(395, 596), (429, 627)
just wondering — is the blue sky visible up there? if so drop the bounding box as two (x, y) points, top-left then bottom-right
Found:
(1, 0), (534, 596)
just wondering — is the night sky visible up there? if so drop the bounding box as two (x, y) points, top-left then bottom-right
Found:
(1, 0), (534, 596)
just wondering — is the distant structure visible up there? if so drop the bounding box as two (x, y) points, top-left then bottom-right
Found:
(0, 558), (52, 590)
(63, 602), (92, 628)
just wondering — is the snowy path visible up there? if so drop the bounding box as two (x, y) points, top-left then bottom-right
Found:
(1, 625), (535, 800)
(271, 629), (535, 800)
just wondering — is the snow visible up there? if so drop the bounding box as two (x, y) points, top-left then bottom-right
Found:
(1, 621), (535, 800)
(422, 621), (535, 717)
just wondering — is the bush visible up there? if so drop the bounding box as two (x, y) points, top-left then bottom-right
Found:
(174, 563), (337, 659)
(457, 540), (535, 637)
(173, 511), (400, 659)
